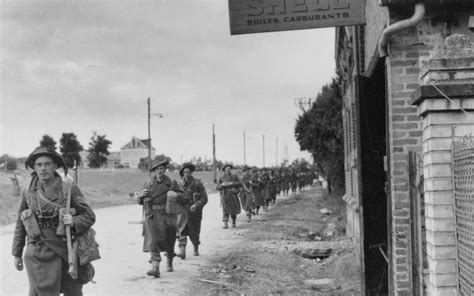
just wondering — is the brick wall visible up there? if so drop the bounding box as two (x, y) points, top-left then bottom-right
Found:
(386, 24), (424, 294)
(383, 9), (471, 293)
(413, 32), (474, 296)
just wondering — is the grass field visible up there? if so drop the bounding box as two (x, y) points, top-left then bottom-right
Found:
(0, 167), (220, 226)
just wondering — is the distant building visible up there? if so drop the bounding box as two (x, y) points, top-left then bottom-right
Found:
(120, 137), (155, 169)
(106, 151), (121, 168)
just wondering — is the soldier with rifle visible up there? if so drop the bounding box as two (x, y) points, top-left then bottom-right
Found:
(12, 146), (96, 296)
(282, 169), (291, 196)
(239, 165), (254, 222)
(176, 162), (208, 259)
(249, 167), (264, 214)
(216, 164), (242, 229)
(136, 158), (187, 278)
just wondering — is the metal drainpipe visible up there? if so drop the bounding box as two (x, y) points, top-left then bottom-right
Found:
(378, 3), (426, 57)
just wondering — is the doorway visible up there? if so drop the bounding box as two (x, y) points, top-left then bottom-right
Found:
(359, 61), (389, 295)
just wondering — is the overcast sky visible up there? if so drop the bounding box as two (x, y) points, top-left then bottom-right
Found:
(0, 0), (335, 166)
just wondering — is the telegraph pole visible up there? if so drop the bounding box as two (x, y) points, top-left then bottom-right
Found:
(276, 137), (278, 166)
(262, 134), (265, 167)
(213, 124), (217, 183)
(147, 97), (152, 176)
(146, 97), (164, 176)
(243, 130), (246, 165)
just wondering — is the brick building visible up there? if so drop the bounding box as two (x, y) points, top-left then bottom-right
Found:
(336, 1), (473, 295)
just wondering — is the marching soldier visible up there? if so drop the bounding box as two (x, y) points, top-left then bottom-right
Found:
(268, 169), (278, 205)
(239, 165), (254, 222)
(176, 162), (208, 259)
(216, 164), (242, 229)
(282, 169), (290, 196)
(12, 146), (96, 296)
(290, 169), (298, 194)
(260, 168), (272, 211)
(136, 158), (186, 278)
(250, 167), (264, 214)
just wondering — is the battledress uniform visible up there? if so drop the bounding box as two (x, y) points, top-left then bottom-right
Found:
(239, 167), (254, 222)
(12, 172), (95, 296)
(139, 172), (186, 275)
(217, 170), (241, 228)
(250, 170), (264, 214)
(176, 173), (208, 257)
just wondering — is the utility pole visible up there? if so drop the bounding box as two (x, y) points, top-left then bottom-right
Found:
(213, 124), (217, 183)
(262, 134), (265, 167)
(147, 97), (152, 176)
(294, 97), (313, 112)
(243, 130), (246, 165)
(276, 137), (278, 167)
(146, 97), (163, 176)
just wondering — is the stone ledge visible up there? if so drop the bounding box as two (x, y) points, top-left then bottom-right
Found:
(411, 83), (474, 106)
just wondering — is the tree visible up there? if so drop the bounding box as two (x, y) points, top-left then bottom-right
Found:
(39, 134), (57, 150)
(87, 132), (112, 168)
(290, 158), (312, 173)
(59, 133), (84, 168)
(295, 75), (344, 194)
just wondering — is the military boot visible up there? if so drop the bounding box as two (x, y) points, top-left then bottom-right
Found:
(146, 261), (160, 278)
(247, 215), (251, 222)
(193, 245), (199, 256)
(177, 246), (186, 260)
(232, 219), (236, 228)
(223, 222), (228, 229)
(166, 252), (174, 272)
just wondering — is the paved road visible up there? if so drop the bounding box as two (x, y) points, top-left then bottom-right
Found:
(0, 192), (262, 296)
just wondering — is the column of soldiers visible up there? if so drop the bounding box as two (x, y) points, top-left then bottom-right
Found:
(12, 146), (317, 293)
(216, 165), (316, 229)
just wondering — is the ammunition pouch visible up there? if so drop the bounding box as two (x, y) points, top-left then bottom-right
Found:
(20, 209), (41, 239)
(76, 228), (101, 265)
(165, 195), (184, 214)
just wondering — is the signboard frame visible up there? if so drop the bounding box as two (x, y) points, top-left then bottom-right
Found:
(229, 0), (366, 35)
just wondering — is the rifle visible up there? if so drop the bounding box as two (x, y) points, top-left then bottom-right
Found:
(65, 182), (78, 279)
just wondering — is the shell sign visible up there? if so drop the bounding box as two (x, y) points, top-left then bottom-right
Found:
(228, 0), (365, 35)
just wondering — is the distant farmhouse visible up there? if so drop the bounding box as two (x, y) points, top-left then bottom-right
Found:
(120, 137), (155, 169)
(79, 137), (155, 169)
(106, 151), (121, 169)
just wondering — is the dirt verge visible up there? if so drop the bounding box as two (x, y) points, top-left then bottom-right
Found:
(188, 187), (361, 296)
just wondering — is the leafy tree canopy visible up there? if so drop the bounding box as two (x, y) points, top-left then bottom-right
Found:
(59, 133), (83, 168)
(39, 134), (57, 150)
(294, 75), (344, 193)
(87, 131), (112, 168)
